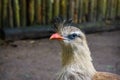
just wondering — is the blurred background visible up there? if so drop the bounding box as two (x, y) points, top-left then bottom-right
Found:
(0, 0), (120, 80)
(0, 0), (120, 27)
(0, 0), (120, 41)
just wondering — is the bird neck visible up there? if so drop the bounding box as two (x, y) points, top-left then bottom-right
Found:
(61, 41), (96, 77)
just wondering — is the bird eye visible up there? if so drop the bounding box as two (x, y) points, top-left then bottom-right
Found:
(67, 33), (78, 40)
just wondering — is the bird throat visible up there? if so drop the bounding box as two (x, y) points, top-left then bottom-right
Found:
(61, 43), (93, 67)
(61, 44), (74, 66)
(60, 43), (96, 79)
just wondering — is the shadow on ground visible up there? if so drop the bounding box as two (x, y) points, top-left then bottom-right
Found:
(0, 31), (120, 80)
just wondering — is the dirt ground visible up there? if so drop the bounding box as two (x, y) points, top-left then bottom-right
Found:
(0, 31), (120, 80)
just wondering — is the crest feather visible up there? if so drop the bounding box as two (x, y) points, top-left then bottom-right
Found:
(52, 17), (72, 31)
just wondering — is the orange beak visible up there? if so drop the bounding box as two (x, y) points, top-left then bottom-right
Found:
(50, 33), (64, 40)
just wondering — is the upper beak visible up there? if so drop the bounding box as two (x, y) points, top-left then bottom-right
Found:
(49, 33), (64, 40)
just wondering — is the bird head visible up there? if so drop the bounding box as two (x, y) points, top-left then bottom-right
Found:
(50, 17), (86, 48)
(50, 17), (93, 67)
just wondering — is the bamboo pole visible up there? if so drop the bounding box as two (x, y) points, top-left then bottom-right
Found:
(20, 0), (26, 26)
(115, 0), (118, 18)
(42, 0), (46, 24)
(0, 0), (2, 28)
(46, 0), (53, 24)
(106, 0), (111, 19)
(8, 0), (14, 28)
(116, 0), (119, 17)
(94, 0), (97, 21)
(78, 0), (83, 23)
(2, 0), (8, 27)
(117, 0), (120, 17)
(110, 0), (117, 19)
(82, 0), (89, 22)
(35, 0), (42, 24)
(88, 0), (94, 21)
(85, 0), (89, 16)
(97, 0), (107, 21)
(74, 0), (79, 23)
(53, 0), (60, 17)
(13, 0), (20, 27)
(89, 0), (97, 22)
(60, 0), (67, 18)
(96, 0), (101, 21)
(67, 0), (74, 19)
(28, 0), (35, 25)
(102, 0), (107, 20)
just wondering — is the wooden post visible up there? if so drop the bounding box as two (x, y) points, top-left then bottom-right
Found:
(42, 0), (46, 24)
(0, 0), (2, 28)
(53, 0), (60, 17)
(8, 0), (14, 28)
(97, 0), (107, 21)
(46, 0), (53, 24)
(106, 0), (111, 19)
(35, 0), (42, 24)
(116, 0), (120, 17)
(82, 0), (89, 22)
(102, 0), (107, 20)
(60, 0), (67, 18)
(78, 0), (83, 23)
(13, 0), (20, 27)
(20, 0), (27, 26)
(89, 0), (97, 22)
(115, 0), (118, 18)
(2, 0), (8, 27)
(110, 0), (117, 19)
(28, 0), (35, 25)
(67, 0), (74, 19)
(74, 0), (79, 23)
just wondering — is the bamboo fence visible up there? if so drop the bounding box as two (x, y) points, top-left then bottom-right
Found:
(0, 0), (119, 28)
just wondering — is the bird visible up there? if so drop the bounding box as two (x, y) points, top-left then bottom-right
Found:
(49, 17), (120, 80)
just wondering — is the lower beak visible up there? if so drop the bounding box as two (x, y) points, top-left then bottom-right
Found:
(49, 33), (64, 40)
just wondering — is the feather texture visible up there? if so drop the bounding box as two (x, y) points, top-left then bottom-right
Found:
(93, 72), (120, 80)
(51, 17), (120, 80)
(52, 16), (72, 32)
